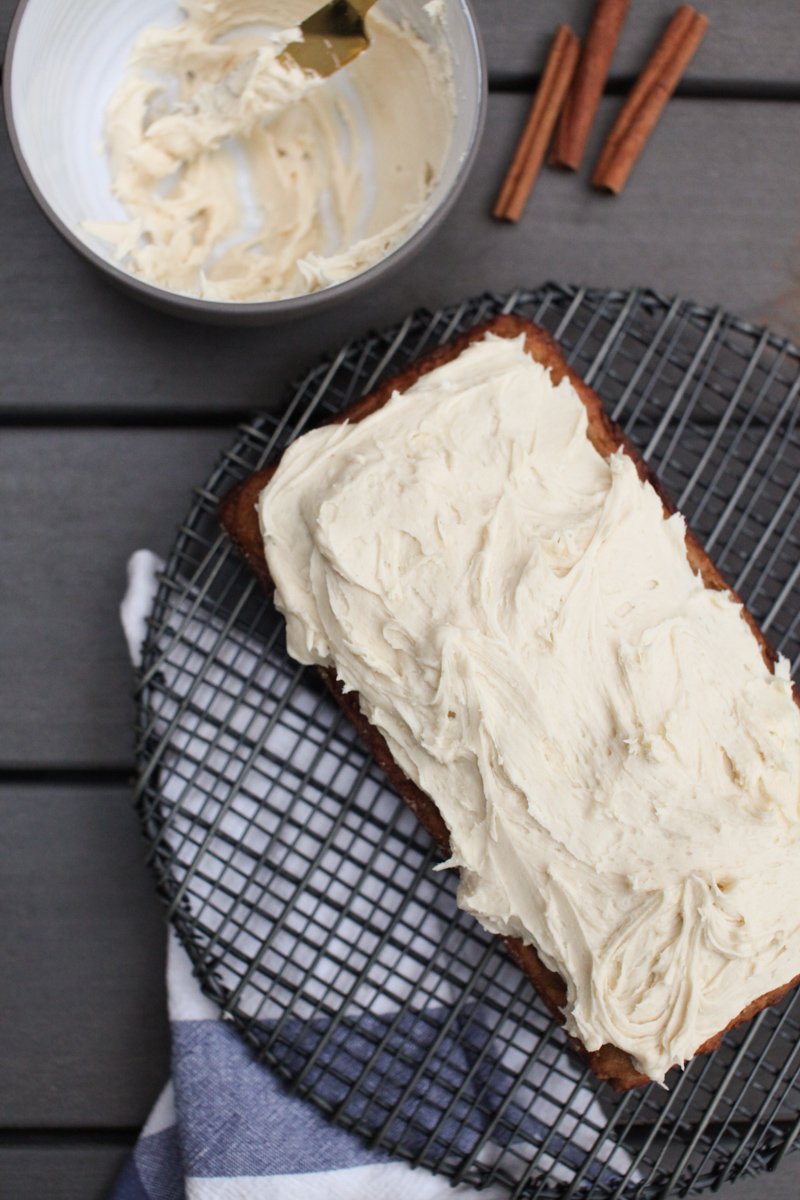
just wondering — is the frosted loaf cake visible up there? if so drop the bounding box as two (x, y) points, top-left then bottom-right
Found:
(219, 316), (800, 1089)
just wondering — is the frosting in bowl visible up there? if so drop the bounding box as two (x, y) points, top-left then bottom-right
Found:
(84, 0), (453, 301)
(258, 332), (800, 1084)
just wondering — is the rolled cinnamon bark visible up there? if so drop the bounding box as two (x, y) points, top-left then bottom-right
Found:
(592, 6), (709, 194)
(493, 25), (580, 222)
(549, 0), (632, 171)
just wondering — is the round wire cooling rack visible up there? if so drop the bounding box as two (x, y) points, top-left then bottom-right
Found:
(134, 285), (800, 1200)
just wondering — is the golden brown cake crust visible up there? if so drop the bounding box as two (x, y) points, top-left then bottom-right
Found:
(218, 314), (800, 1091)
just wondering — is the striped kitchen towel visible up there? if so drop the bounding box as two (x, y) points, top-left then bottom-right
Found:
(113, 549), (635, 1200)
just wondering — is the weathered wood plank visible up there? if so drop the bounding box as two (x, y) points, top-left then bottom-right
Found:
(473, 0), (800, 90)
(0, 785), (170, 1126)
(418, 94), (800, 341)
(2, 94), (800, 422)
(0, 1140), (797, 1200)
(0, 431), (225, 766)
(0, 1143), (133, 1200)
(719, 1161), (800, 1200)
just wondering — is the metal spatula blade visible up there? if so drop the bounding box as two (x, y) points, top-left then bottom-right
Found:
(284, 0), (379, 78)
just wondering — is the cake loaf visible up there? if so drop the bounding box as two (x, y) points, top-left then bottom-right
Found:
(218, 315), (800, 1091)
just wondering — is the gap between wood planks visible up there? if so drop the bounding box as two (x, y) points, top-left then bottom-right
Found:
(0, 409), (782, 431)
(490, 75), (800, 99)
(0, 1129), (140, 1148)
(0, 767), (135, 785)
(0, 409), (249, 429)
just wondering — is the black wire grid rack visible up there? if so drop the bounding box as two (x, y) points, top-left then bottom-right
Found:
(134, 285), (800, 1200)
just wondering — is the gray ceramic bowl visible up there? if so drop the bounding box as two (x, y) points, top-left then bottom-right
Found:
(4, 0), (486, 324)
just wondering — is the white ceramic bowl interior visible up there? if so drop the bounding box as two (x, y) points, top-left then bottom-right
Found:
(5, 0), (485, 320)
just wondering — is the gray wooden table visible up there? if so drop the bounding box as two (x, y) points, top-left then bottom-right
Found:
(2, 2), (800, 1196)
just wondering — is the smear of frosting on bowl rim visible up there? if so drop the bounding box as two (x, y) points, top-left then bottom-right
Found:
(83, 0), (455, 302)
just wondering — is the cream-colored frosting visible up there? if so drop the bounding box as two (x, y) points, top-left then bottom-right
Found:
(84, 0), (453, 301)
(258, 333), (800, 1084)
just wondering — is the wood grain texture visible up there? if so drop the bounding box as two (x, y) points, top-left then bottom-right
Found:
(0, 1143), (134, 1200)
(714, 1159), (800, 1200)
(413, 95), (800, 343)
(0, 431), (224, 766)
(0, 785), (169, 1126)
(473, 0), (800, 89)
(3, 94), (800, 425)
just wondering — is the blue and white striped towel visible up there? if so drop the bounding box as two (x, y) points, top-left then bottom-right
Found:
(114, 550), (635, 1200)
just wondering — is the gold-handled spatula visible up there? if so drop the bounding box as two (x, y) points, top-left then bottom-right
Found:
(284, 0), (379, 77)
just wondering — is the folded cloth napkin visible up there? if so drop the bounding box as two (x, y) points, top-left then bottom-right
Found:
(113, 550), (635, 1200)
(113, 926), (506, 1200)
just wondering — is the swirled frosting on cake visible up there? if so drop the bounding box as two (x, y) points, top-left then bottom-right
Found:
(258, 332), (800, 1083)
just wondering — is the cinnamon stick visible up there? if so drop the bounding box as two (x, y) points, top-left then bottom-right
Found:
(592, 6), (709, 193)
(550, 0), (632, 171)
(493, 26), (581, 222)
